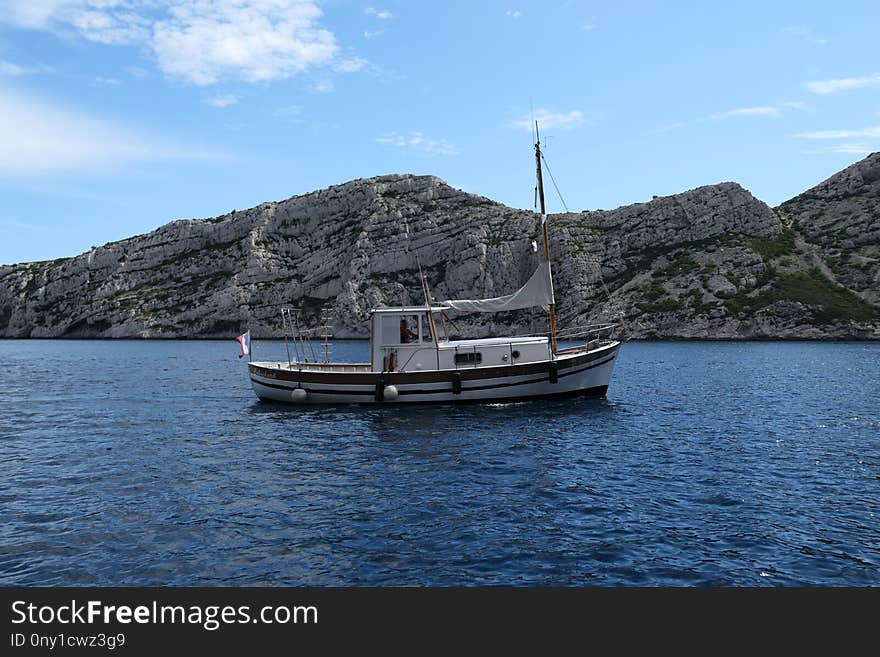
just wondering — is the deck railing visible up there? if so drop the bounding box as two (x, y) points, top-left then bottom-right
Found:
(273, 362), (371, 372)
(554, 323), (620, 341)
(380, 337), (553, 372)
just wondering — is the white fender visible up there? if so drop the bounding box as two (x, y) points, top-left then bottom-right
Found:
(383, 385), (399, 401)
(291, 388), (308, 402)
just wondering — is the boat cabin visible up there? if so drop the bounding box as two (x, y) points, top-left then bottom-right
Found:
(370, 306), (551, 373)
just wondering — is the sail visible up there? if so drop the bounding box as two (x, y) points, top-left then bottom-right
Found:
(445, 261), (555, 313)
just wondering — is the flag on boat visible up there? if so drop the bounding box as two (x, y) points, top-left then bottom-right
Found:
(235, 330), (250, 359)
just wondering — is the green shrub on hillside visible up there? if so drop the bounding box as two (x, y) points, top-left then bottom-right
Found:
(748, 230), (795, 259)
(721, 268), (878, 324)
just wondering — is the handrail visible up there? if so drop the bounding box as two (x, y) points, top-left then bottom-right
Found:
(443, 323), (620, 342)
(381, 345), (438, 372)
(554, 325), (620, 343)
(554, 323), (619, 338)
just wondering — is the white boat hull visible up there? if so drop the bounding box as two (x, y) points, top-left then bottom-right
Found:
(248, 342), (620, 404)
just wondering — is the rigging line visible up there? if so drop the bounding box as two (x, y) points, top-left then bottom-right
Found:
(539, 152), (569, 213)
(538, 150), (616, 314)
(416, 254), (429, 305)
(534, 149), (622, 322)
(593, 260), (613, 305)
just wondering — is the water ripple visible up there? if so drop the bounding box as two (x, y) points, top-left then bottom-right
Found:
(0, 339), (878, 586)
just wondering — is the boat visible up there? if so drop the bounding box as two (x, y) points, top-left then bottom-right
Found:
(247, 125), (623, 404)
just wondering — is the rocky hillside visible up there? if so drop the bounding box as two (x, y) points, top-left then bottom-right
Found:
(1, 155), (878, 340)
(777, 152), (880, 305)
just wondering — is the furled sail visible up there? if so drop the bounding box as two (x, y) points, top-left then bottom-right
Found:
(445, 261), (555, 313)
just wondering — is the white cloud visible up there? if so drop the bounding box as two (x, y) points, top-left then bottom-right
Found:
(710, 101), (807, 120)
(334, 57), (368, 73)
(796, 124), (880, 156)
(272, 104), (304, 123)
(717, 106), (784, 118)
(783, 26), (828, 46)
(273, 104), (301, 116)
(66, 4), (152, 44)
(93, 76), (121, 86)
(376, 131), (459, 156)
(804, 73), (880, 95)
(794, 126), (880, 139)
(803, 143), (875, 155)
(1, 0), (152, 43)
(0, 87), (221, 175)
(0, 59), (52, 76)
(651, 121), (686, 134)
(506, 10), (522, 19)
(152, 1), (338, 85)
(0, 1), (348, 86)
(310, 79), (334, 94)
(511, 109), (586, 131)
(1, 0), (81, 30)
(365, 7), (393, 20)
(583, 19), (596, 31)
(0, 60), (37, 76)
(363, 29), (384, 39)
(825, 143), (874, 154)
(203, 94), (239, 108)
(0, 217), (49, 232)
(125, 65), (150, 78)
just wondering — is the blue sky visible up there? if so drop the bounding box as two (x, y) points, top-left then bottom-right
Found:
(1, 0), (878, 265)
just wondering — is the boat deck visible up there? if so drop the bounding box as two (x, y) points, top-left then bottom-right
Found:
(252, 339), (619, 375)
(253, 361), (373, 373)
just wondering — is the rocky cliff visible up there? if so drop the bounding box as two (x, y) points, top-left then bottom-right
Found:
(777, 151), (880, 306)
(1, 154), (878, 340)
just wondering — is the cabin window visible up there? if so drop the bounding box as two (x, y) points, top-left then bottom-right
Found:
(421, 313), (436, 343)
(381, 314), (423, 345)
(454, 351), (482, 365)
(399, 315), (419, 343)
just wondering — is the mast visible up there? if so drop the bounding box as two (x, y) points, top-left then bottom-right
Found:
(417, 255), (440, 345)
(535, 122), (558, 355)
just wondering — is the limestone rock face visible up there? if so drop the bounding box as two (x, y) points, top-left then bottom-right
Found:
(777, 152), (880, 304)
(1, 159), (878, 340)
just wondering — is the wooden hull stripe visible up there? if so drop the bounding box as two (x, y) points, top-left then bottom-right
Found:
(251, 353), (617, 398)
(398, 354), (616, 395)
(268, 385), (610, 405)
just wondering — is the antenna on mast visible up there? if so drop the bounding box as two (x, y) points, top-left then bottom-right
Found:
(530, 99), (536, 146)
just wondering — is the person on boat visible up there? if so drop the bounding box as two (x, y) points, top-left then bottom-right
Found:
(400, 318), (417, 343)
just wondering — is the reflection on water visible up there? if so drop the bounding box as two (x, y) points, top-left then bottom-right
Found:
(249, 395), (618, 444)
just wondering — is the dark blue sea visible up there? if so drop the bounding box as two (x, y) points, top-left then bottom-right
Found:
(1, 339), (878, 586)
